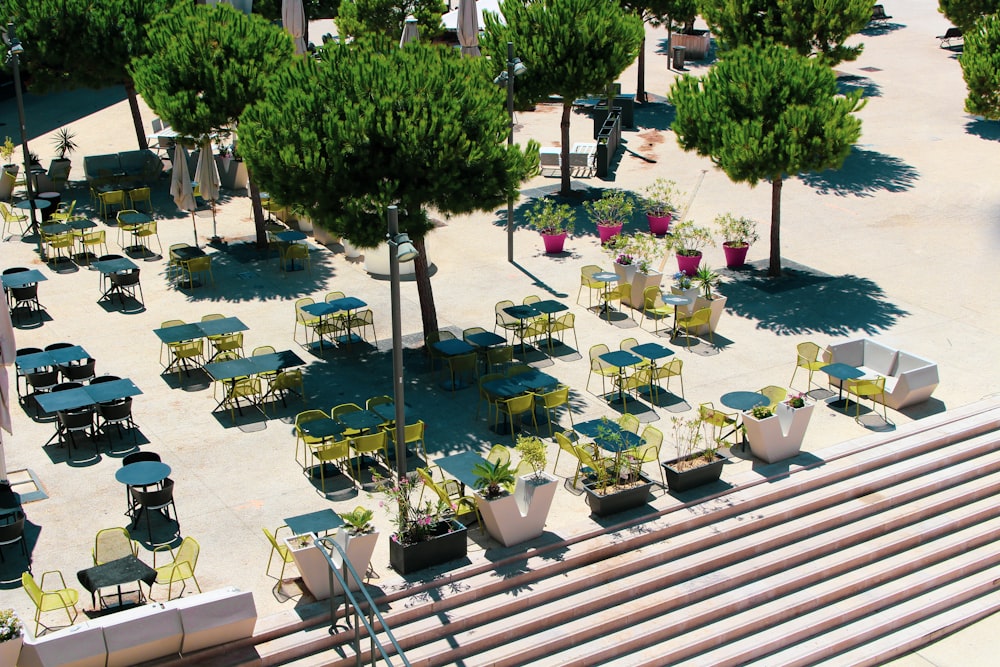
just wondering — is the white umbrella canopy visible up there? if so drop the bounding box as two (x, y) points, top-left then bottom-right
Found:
(195, 139), (222, 240)
(442, 0), (503, 31)
(282, 0), (307, 55)
(457, 0), (481, 57)
(169, 143), (198, 246)
(400, 17), (420, 47)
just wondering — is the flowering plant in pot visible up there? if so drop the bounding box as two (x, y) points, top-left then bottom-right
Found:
(585, 189), (634, 244)
(525, 198), (574, 254)
(0, 608), (22, 665)
(669, 219), (712, 275)
(715, 213), (759, 267)
(642, 178), (683, 235)
(604, 232), (667, 306)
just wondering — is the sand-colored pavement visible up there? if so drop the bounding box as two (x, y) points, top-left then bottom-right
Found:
(1, 1), (999, 661)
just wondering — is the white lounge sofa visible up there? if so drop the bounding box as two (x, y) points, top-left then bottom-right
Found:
(824, 338), (939, 410)
(18, 587), (256, 667)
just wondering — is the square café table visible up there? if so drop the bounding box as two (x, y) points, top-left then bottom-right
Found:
(285, 509), (344, 537)
(77, 556), (157, 609)
(599, 350), (643, 409)
(436, 451), (489, 492)
(1, 269), (47, 289)
(15, 345), (89, 373)
(35, 378), (142, 414)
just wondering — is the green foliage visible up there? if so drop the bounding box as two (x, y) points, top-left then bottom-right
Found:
(0, 138), (15, 164)
(700, 0), (872, 64)
(961, 14), (1000, 120)
(669, 219), (712, 256)
(51, 128), (78, 160)
(337, 0), (446, 41)
(254, 0), (341, 21)
(939, 0), (1000, 33)
(714, 212), (759, 246)
(340, 506), (375, 533)
(669, 43), (864, 275)
(643, 178), (683, 216)
(750, 404), (774, 419)
(1, 0), (170, 92)
(515, 435), (548, 479)
(694, 264), (721, 299)
(621, 0), (698, 28)
(240, 41), (537, 246)
(525, 198), (575, 235)
(482, 0), (643, 194)
(473, 460), (516, 499)
(130, 3), (293, 138)
(585, 189), (635, 226)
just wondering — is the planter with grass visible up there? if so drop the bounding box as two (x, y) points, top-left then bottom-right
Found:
(670, 220), (712, 276)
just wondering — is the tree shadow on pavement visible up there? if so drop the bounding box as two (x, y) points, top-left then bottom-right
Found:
(719, 259), (908, 336)
(799, 146), (919, 197)
(965, 118), (1000, 143)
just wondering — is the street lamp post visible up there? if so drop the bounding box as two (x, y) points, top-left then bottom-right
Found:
(387, 206), (418, 479)
(494, 42), (526, 264)
(4, 22), (42, 258)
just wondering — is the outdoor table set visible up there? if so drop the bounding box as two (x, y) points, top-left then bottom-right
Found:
(432, 338), (477, 390)
(482, 369), (560, 434)
(154, 316), (249, 376)
(203, 349), (306, 415)
(77, 555), (157, 610)
(35, 378), (142, 448)
(3, 267), (46, 318)
(436, 451), (489, 494)
(302, 297), (368, 350)
(503, 299), (569, 351)
(720, 390), (770, 452)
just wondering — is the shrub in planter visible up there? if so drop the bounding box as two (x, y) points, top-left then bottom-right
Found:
(715, 213), (759, 268)
(661, 415), (725, 491)
(585, 189), (634, 244)
(524, 197), (575, 254)
(642, 178), (683, 235)
(669, 219), (712, 275)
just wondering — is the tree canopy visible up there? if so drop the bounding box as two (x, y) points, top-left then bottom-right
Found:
(700, 0), (872, 64)
(669, 42), (865, 276)
(239, 40), (537, 336)
(620, 0), (699, 102)
(482, 0), (644, 195)
(254, 0), (341, 21)
(336, 0), (446, 41)
(961, 13), (1000, 120)
(1, 0), (170, 149)
(938, 0), (1000, 33)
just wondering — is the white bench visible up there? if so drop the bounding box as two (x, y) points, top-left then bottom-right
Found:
(537, 145), (596, 178)
(824, 338), (939, 410)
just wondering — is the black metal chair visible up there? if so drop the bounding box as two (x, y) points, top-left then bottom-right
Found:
(98, 397), (137, 445)
(0, 511), (28, 566)
(122, 451), (160, 466)
(9, 282), (41, 323)
(108, 268), (143, 309)
(57, 408), (95, 451)
(14, 346), (42, 398)
(130, 478), (179, 540)
(60, 358), (96, 383)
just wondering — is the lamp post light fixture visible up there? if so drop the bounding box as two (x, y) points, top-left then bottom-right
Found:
(3, 22), (42, 258)
(494, 41), (526, 264)
(387, 205), (419, 479)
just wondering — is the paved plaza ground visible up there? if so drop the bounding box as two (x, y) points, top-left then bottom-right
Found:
(1, 1), (999, 662)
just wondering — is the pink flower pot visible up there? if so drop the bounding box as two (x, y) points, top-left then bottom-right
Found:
(597, 223), (623, 244)
(676, 252), (703, 276)
(723, 242), (749, 268)
(646, 213), (671, 236)
(541, 232), (567, 254)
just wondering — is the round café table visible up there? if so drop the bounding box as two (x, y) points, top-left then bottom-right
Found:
(115, 461), (171, 488)
(593, 272), (619, 320)
(721, 391), (769, 455)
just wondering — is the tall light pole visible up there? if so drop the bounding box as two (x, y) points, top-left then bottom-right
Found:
(494, 42), (526, 264)
(387, 206), (418, 479)
(4, 22), (42, 258)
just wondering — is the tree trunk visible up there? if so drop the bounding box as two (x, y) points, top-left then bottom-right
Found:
(124, 78), (148, 150)
(636, 36), (646, 104)
(247, 170), (267, 249)
(769, 176), (782, 277)
(413, 235), (438, 341)
(559, 102), (572, 196)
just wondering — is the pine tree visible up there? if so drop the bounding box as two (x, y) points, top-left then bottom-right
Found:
(239, 41), (537, 338)
(0, 0), (170, 149)
(700, 0), (872, 64)
(669, 42), (865, 276)
(481, 0), (645, 196)
(619, 0), (698, 102)
(961, 13), (1000, 120)
(938, 0), (1000, 33)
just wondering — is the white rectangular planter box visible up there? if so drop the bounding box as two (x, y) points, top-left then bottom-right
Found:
(477, 473), (559, 547)
(744, 403), (815, 463)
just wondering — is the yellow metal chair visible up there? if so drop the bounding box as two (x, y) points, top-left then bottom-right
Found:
(134, 220), (163, 258)
(534, 384), (573, 437)
(281, 243), (311, 273)
(262, 525), (294, 582)
(651, 358), (685, 401)
(639, 285), (674, 334)
(577, 264), (604, 306)
(425, 330), (456, 372)
(152, 536), (201, 600)
(294, 409), (331, 469)
(294, 297), (320, 344)
(496, 393), (537, 444)
(115, 208), (141, 248)
(548, 312), (579, 350)
(0, 201), (27, 236)
(331, 402), (364, 437)
(348, 309), (377, 345)
(416, 467), (480, 529)
(574, 445), (612, 487)
(221, 376), (262, 422)
(552, 430), (579, 477)
(445, 352), (478, 395)
(633, 425), (665, 483)
(183, 255), (214, 288)
(673, 307), (713, 349)
(388, 420), (427, 461)
(80, 229), (109, 265)
(167, 243), (189, 281)
(22, 570), (80, 635)
(264, 368), (305, 413)
(313, 438), (352, 491)
(790, 341), (828, 390)
(759, 385), (788, 409)
(170, 339), (205, 382)
(487, 443), (511, 466)
(350, 430), (389, 479)
(618, 413), (640, 435)
(476, 372), (504, 421)
(494, 299), (521, 342)
(844, 376), (888, 423)
(600, 282), (632, 321)
(699, 401), (738, 446)
(128, 186), (152, 213)
(92, 527), (137, 565)
(485, 345), (513, 375)
(45, 231), (75, 264)
(210, 332), (244, 361)
(587, 343), (618, 395)
(49, 200), (76, 223)
(99, 189), (125, 219)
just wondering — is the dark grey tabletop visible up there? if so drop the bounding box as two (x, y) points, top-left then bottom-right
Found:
(197, 316), (247, 338)
(35, 379), (141, 414)
(299, 418), (347, 439)
(720, 391), (769, 411)
(338, 410), (384, 432)
(77, 555), (157, 594)
(433, 339), (475, 356)
(821, 363), (864, 381)
(503, 304), (539, 320)
(631, 342), (674, 361)
(465, 331), (506, 348)
(284, 509), (344, 536)
(600, 350), (642, 369)
(15, 345), (88, 373)
(2, 269), (47, 289)
(533, 299), (569, 316)
(153, 322), (204, 344)
(575, 419), (644, 453)
(115, 461), (171, 487)
(436, 451), (489, 489)
(92, 257), (139, 275)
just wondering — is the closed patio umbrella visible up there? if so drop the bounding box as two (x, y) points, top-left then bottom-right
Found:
(457, 0), (480, 57)
(282, 0), (307, 55)
(400, 16), (419, 47)
(195, 138), (221, 241)
(170, 143), (198, 247)
(0, 301), (14, 484)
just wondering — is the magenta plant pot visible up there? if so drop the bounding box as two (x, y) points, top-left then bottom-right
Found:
(676, 252), (703, 276)
(597, 223), (623, 244)
(723, 242), (749, 268)
(541, 232), (567, 254)
(646, 213), (672, 236)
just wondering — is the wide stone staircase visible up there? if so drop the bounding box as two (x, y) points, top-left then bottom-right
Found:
(165, 399), (1000, 666)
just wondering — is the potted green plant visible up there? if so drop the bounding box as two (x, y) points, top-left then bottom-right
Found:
(661, 416), (725, 492)
(605, 232), (667, 307)
(581, 420), (655, 516)
(669, 219), (713, 275)
(524, 197), (575, 254)
(330, 506), (380, 594)
(670, 270), (699, 316)
(585, 189), (634, 244)
(743, 393), (815, 464)
(643, 178), (683, 235)
(691, 265), (728, 336)
(715, 213), (759, 267)
(50, 127), (78, 162)
(0, 608), (23, 666)
(474, 437), (560, 547)
(374, 472), (467, 575)
(1, 137), (17, 174)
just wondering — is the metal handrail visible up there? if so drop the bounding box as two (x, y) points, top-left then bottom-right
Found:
(316, 535), (410, 667)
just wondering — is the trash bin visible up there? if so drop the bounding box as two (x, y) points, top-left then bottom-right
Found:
(672, 45), (686, 71)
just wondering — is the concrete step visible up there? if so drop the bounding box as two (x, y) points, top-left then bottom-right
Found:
(276, 426), (1000, 666)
